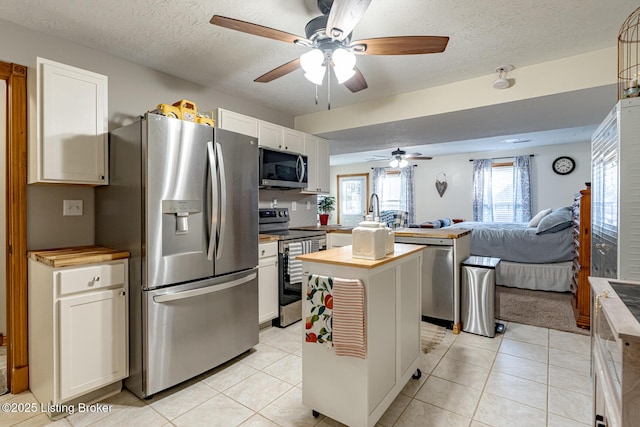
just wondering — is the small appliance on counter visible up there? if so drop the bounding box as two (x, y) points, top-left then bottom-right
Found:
(352, 215), (394, 260)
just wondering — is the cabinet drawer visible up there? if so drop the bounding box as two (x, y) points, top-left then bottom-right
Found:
(259, 242), (278, 259)
(57, 262), (126, 296)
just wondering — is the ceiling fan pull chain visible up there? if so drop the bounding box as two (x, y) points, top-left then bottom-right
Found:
(315, 84), (319, 105)
(328, 70), (331, 110)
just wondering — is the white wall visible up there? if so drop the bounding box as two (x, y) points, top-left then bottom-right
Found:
(0, 19), (295, 250)
(329, 141), (591, 225)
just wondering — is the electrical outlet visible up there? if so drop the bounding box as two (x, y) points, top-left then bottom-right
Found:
(291, 201), (297, 211)
(63, 200), (83, 216)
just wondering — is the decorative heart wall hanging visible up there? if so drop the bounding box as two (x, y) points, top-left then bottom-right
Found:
(435, 172), (447, 197)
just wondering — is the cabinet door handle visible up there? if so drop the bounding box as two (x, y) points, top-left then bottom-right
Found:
(120, 291), (126, 296)
(93, 276), (100, 281)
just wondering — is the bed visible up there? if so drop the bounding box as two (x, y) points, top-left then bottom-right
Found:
(445, 207), (574, 292)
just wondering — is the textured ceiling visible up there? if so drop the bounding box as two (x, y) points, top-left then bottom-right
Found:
(0, 0), (636, 161)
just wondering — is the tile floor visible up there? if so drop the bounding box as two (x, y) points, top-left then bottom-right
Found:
(0, 321), (592, 427)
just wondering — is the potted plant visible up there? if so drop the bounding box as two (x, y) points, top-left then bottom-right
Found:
(318, 196), (336, 226)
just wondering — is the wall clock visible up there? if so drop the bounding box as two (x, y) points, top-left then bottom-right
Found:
(552, 156), (576, 175)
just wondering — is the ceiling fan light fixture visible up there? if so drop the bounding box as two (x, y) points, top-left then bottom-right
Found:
(300, 48), (325, 72)
(304, 66), (326, 85)
(399, 158), (409, 168)
(389, 158), (399, 168)
(332, 48), (357, 83)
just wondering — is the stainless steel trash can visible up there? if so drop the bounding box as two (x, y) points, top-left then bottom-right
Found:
(461, 256), (501, 338)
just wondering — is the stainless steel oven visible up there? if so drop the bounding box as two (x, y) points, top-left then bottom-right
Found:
(259, 208), (326, 327)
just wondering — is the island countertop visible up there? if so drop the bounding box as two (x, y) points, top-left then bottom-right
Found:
(296, 243), (424, 269)
(291, 225), (471, 239)
(393, 228), (471, 239)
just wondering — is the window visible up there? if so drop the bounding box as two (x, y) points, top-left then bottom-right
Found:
(380, 172), (401, 211)
(472, 156), (531, 223)
(491, 163), (514, 222)
(371, 167), (415, 225)
(336, 174), (369, 227)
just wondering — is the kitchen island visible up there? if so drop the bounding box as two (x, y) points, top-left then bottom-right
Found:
(296, 244), (424, 427)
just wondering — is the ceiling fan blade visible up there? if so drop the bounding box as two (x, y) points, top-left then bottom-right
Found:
(326, 0), (372, 41)
(254, 58), (301, 83)
(350, 36), (449, 55)
(409, 156), (433, 160)
(210, 15), (311, 45)
(342, 66), (368, 92)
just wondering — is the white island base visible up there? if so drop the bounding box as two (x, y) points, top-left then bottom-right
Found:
(298, 244), (424, 427)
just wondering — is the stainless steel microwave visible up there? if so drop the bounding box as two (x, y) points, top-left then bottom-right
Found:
(259, 147), (308, 189)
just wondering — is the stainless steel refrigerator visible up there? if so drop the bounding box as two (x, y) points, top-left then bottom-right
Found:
(96, 113), (258, 399)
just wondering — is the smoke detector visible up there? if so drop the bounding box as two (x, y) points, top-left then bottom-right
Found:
(493, 65), (515, 89)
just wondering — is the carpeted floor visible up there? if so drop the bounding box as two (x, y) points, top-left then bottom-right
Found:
(495, 285), (590, 336)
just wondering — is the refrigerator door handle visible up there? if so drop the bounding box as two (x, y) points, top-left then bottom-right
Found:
(296, 155), (306, 183)
(207, 141), (218, 260)
(152, 272), (257, 303)
(215, 142), (227, 260)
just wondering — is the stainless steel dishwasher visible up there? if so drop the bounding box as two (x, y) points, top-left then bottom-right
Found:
(394, 236), (454, 328)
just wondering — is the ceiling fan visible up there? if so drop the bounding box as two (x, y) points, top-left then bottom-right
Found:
(210, 0), (449, 99)
(368, 148), (433, 168)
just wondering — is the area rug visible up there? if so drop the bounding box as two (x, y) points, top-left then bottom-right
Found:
(421, 321), (446, 353)
(495, 285), (589, 336)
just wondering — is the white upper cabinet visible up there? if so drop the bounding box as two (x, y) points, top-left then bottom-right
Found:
(257, 120), (283, 149)
(282, 128), (303, 153)
(217, 108), (258, 138)
(303, 135), (330, 194)
(316, 137), (330, 193)
(29, 57), (108, 185)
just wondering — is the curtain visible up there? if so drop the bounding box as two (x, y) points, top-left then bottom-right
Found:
(399, 166), (415, 224)
(513, 155), (532, 222)
(472, 159), (493, 222)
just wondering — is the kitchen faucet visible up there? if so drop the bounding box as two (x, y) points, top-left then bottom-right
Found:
(369, 193), (381, 221)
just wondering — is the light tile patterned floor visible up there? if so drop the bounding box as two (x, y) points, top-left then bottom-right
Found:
(0, 321), (593, 427)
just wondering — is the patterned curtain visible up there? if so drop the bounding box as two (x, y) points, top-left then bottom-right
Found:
(472, 159), (493, 222)
(513, 155), (532, 222)
(400, 166), (415, 224)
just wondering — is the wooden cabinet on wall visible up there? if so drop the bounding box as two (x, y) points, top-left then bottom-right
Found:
(572, 184), (591, 329)
(28, 247), (129, 415)
(29, 57), (108, 185)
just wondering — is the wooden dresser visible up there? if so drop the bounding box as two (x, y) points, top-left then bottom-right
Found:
(572, 184), (591, 329)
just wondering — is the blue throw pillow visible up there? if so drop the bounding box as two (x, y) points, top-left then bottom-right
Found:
(536, 206), (572, 234)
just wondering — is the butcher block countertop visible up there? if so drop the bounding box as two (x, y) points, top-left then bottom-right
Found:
(296, 243), (424, 269)
(393, 228), (471, 239)
(259, 235), (280, 243)
(290, 225), (353, 233)
(28, 245), (130, 268)
(292, 225), (470, 238)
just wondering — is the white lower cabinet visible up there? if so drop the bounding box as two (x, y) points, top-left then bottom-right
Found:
(28, 249), (129, 415)
(301, 246), (422, 427)
(59, 288), (127, 400)
(258, 241), (279, 324)
(327, 232), (353, 248)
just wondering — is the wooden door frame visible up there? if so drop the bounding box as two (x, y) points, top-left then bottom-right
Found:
(336, 173), (370, 225)
(1, 61), (29, 394)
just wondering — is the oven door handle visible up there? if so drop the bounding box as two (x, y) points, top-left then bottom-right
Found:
(153, 272), (256, 303)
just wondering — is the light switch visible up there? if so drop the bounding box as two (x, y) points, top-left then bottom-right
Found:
(307, 201), (311, 210)
(292, 201), (297, 211)
(63, 200), (83, 216)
